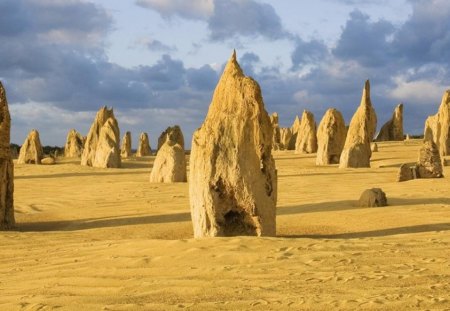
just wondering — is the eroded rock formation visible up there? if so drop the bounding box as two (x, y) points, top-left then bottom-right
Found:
(17, 129), (43, 164)
(279, 128), (292, 150)
(64, 129), (84, 158)
(316, 108), (346, 165)
(339, 80), (377, 168)
(417, 140), (443, 178)
(270, 112), (282, 150)
(157, 126), (184, 151)
(149, 139), (187, 183)
(189, 51), (277, 238)
(423, 90), (450, 156)
(295, 110), (317, 154)
(358, 188), (387, 207)
(136, 132), (152, 157)
(288, 115), (301, 150)
(375, 103), (404, 141)
(121, 131), (132, 158)
(0, 82), (14, 229)
(81, 106), (121, 168)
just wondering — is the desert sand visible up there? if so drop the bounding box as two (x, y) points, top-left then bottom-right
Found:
(1, 139), (449, 310)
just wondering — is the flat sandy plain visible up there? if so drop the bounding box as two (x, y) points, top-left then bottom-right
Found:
(1, 139), (449, 310)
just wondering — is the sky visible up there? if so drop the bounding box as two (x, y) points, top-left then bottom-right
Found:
(2, 0), (450, 148)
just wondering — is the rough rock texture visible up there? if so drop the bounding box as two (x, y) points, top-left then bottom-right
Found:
(295, 110), (317, 154)
(316, 108), (346, 165)
(405, 134), (411, 140)
(417, 140), (443, 178)
(41, 157), (56, 165)
(17, 129), (43, 164)
(121, 131), (132, 158)
(136, 132), (152, 157)
(64, 129), (84, 158)
(371, 142), (378, 152)
(339, 80), (377, 168)
(279, 128), (292, 150)
(423, 90), (450, 156)
(375, 103), (404, 141)
(189, 51), (277, 238)
(397, 163), (416, 182)
(270, 113), (282, 150)
(288, 115), (301, 150)
(358, 188), (387, 207)
(157, 126), (184, 151)
(149, 140), (187, 183)
(0, 82), (15, 229)
(81, 107), (121, 168)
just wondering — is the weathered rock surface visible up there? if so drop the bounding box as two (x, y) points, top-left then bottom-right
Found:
(121, 131), (132, 158)
(397, 163), (417, 182)
(81, 107), (121, 168)
(270, 112), (282, 150)
(417, 140), (443, 178)
(316, 108), (346, 165)
(288, 115), (301, 150)
(149, 140), (187, 183)
(423, 90), (450, 156)
(358, 188), (387, 207)
(295, 110), (317, 154)
(279, 128), (292, 150)
(371, 142), (378, 152)
(189, 51), (277, 238)
(64, 129), (84, 158)
(0, 82), (15, 229)
(157, 126), (184, 151)
(17, 129), (43, 164)
(136, 132), (152, 157)
(375, 103), (404, 141)
(339, 80), (377, 168)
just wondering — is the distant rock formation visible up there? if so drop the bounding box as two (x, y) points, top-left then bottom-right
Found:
(157, 125), (184, 151)
(279, 128), (293, 150)
(189, 51), (277, 238)
(81, 106), (121, 168)
(0, 82), (15, 229)
(375, 103), (404, 141)
(288, 115), (301, 150)
(371, 142), (378, 152)
(423, 90), (450, 156)
(358, 188), (387, 207)
(316, 108), (346, 165)
(270, 112), (282, 150)
(121, 131), (132, 158)
(64, 129), (84, 158)
(149, 139), (187, 183)
(136, 132), (152, 157)
(17, 129), (43, 164)
(339, 80), (377, 168)
(295, 110), (317, 154)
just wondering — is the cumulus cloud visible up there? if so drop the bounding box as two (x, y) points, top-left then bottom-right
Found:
(137, 0), (291, 41)
(333, 10), (395, 67)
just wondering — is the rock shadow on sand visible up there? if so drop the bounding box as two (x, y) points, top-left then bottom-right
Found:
(18, 212), (192, 232)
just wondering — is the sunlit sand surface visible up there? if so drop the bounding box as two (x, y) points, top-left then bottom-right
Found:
(1, 139), (449, 310)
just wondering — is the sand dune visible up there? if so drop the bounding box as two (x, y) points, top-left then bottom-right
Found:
(1, 139), (449, 310)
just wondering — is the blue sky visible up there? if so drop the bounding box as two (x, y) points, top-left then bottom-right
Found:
(1, 0), (449, 148)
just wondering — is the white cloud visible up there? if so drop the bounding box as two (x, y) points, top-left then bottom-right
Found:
(389, 75), (448, 104)
(136, 0), (214, 20)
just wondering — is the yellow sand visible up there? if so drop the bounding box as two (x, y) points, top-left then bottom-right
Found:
(1, 139), (449, 310)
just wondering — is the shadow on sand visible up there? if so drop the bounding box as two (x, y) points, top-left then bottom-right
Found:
(19, 212), (192, 232)
(279, 222), (450, 239)
(278, 197), (450, 216)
